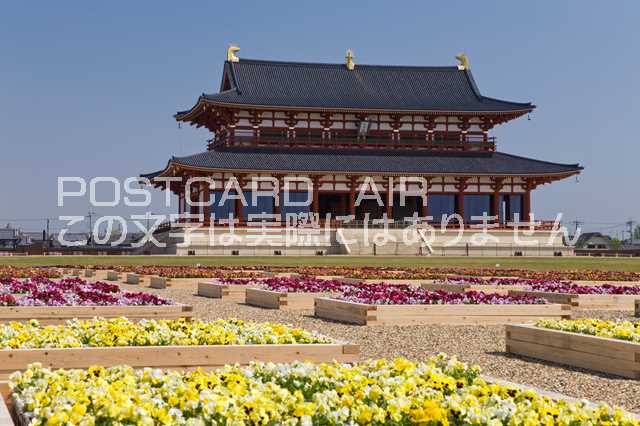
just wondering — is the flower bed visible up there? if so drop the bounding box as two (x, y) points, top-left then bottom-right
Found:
(0, 317), (333, 348)
(0, 277), (190, 323)
(0, 266), (60, 280)
(235, 280), (558, 313)
(338, 284), (548, 305)
(199, 277), (359, 308)
(30, 264), (640, 282)
(0, 317), (358, 378)
(291, 266), (640, 282)
(422, 277), (542, 295)
(535, 318), (640, 343)
(316, 285), (569, 325)
(506, 320), (640, 378)
(530, 282), (640, 295)
(0, 277), (170, 306)
(424, 277), (635, 296)
(508, 283), (640, 310)
(106, 265), (267, 279)
(8, 354), (638, 425)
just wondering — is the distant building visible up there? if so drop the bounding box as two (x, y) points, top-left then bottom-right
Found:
(0, 226), (20, 250)
(575, 232), (613, 250)
(20, 231), (47, 245)
(622, 238), (640, 249)
(49, 232), (90, 248)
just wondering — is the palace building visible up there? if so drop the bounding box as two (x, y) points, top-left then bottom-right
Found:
(143, 47), (582, 256)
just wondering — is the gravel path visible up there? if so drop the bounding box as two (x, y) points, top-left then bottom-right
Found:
(120, 281), (640, 412)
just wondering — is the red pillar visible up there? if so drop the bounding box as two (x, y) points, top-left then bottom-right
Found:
(385, 192), (393, 219)
(274, 176), (281, 220)
(234, 197), (243, 224)
(385, 177), (393, 219)
(178, 189), (185, 216)
(201, 180), (210, 225)
(492, 191), (500, 224)
(349, 177), (357, 218)
(189, 185), (198, 218)
(523, 190), (531, 222)
(234, 177), (244, 225)
(421, 177), (430, 220)
(456, 191), (465, 226)
(420, 198), (428, 220)
(311, 176), (320, 215)
(338, 194), (346, 217)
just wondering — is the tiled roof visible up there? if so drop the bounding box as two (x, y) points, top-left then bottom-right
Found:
(178, 59), (534, 115)
(143, 146), (581, 178)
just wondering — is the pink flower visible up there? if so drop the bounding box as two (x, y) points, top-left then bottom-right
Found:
(216, 277), (359, 293)
(335, 284), (546, 305)
(1, 278), (173, 306)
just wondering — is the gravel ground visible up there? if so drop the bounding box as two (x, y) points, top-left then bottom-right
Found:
(119, 281), (640, 412)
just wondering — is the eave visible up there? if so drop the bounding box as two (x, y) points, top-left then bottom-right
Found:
(175, 96), (534, 123)
(144, 161), (581, 188)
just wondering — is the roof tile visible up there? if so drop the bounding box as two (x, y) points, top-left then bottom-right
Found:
(183, 59), (534, 113)
(143, 146), (581, 178)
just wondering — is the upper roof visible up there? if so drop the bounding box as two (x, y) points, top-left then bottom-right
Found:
(143, 146), (581, 178)
(177, 58), (535, 116)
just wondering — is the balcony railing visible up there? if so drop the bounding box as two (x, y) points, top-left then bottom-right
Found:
(158, 217), (558, 232)
(211, 132), (496, 152)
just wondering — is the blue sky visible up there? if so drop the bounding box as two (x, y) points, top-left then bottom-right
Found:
(0, 1), (638, 236)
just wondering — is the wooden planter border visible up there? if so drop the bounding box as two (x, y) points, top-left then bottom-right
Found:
(314, 297), (570, 326)
(636, 300), (640, 317)
(105, 271), (120, 281)
(0, 304), (193, 324)
(246, 288), (332, 310)
(0, 342), (359, 380)
(508, 290), (639, 310)
(149, 276), (170, 289)
(506, 324), (640, 379)
(125, 273), (142, 285)
(197, 282), (253, 302)
(0, 383), (13, 426)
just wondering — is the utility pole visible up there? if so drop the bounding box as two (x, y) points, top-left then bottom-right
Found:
(86, 210), (95, 245)
(570, 219), (582, 237)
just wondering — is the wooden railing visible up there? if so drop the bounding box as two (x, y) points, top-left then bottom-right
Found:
(157, 218), (559, 232)
(212, 134), (496, 152)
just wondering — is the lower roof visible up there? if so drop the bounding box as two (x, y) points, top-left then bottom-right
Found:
(143, 146), (582, 178)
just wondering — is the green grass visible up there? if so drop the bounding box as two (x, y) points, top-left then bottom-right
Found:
(1, 256), (639, 272)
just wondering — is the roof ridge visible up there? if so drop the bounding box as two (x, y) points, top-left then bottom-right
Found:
(463, 69), (483, 100)
(230, 58), (460, 71)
